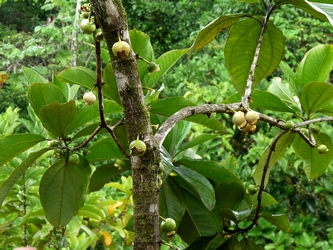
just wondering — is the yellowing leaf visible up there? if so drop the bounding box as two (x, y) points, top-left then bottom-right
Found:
(99, 230), (112, 246)
(108, 201), (123, 215)
(0, 72), (9, 88)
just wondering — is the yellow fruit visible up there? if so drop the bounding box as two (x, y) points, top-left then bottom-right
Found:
(245, 110), (259, 125)
(129, 139), (146, 156)
(232, 111), (246, 127)
(83, 91), (96, 105)
(112, 40), (131, 59)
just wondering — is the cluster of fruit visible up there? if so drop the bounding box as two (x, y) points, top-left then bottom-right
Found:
(80, 3), (103, 41)
(232, 110), (259, 133)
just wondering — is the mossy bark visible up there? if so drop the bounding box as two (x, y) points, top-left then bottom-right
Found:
(90, 1), (160, 249)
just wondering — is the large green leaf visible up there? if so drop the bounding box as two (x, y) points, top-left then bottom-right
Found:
(260, 212), (290, 232)
(279, 61), (297, 95)
(143, 49), (188, 88)
(250, 90), (296, 113)
(177, 134), (217, 156)
(173, 166), (215, 211)
(28, 83), (67, 116)
(225, 19), (284, 95)
(86, 138), (125, 163)
(177, 158), (243, 186)
(253, 132), (295, 187)
(103, 64), (121, 104)
(219, 235), (241, 250)
(300, 81), (333, 117)
(39, 101), (76, 138)
(40, 159), (84, 227)
(188, 14), (250, 57)
(240, 238), (264, 250)
(0, 148), (50, 206)
(57, 66), (96, 89)
(177, 192), (220, 245)
(215, 181), (244, 211)
(295, 44), (333, 92)
(22, 66), (48, 84)
(308, 1), (333, 26)
(292, 133), (333, 179)
(0, 134), (45, 167)
(150, 97), (224, 131)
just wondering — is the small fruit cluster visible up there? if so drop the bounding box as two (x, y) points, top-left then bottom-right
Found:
(80, 3), (103, 41)
(232, 110), (259, 133)
(160, 218), (176, 237)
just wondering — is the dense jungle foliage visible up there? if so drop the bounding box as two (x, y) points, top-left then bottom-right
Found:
(1, 0), (333, 249)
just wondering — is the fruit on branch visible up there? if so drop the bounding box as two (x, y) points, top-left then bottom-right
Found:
(83, 91), (96, 105)
(232, 111), (246, 127)
(80, 19), (96, 34)
(129, 139), (147, 156)
(318, 144), (329, 155)
(242, 123), (256, 134)
(80, 12), (90, 19)
(246, 184), (258, 195)
(245, 110), (259, 125)
(69, 153), (80, 165)
(147, 62), (160, 74)
(300, 128), (309, 137)
(112, 39), (131, 59)
(47, 139), (58, 147)
(160, 218), (176, 233)
(283, 121), (294, 131)
(94, 28), (103, 42)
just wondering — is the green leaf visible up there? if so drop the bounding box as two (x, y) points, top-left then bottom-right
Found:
(88, 161), (131, 192)
(225, 19), (284, 95)
(295, 44), (333, 92)
(39, 101), (76, 137)
(260, 212), (290, 232)
(103, 64), (121, 104)
(250, 90), (296, 113)
(0, 148), (50, 206)
(305, 1), (333, 26)
(177, 158), (244, 186)
(143, 49), (188, 88)
(22, 66), (48, 84)
(28, 83), (67, 116)
(86, 138), (125, 163)
(292, 133), (333, 179)
(300, 81), (333, 117)
(219, 235), (241, 250)
(188, 14), (249, 57)
(57, 66), (96, 89)
(279, 61), (297, 95)
(253, 132), (295, 187)
(0, 134), (45, 167)
(177, 192), (220, 245)
(240, 238), (264, 250)
(40, 159), (84, 227)
(173, 166), (215, 211)
(215, 182), (244, 211)
(150, 97), (224, 131)
(267, 77), (301, 113)
(251, 192), (278, 207)
(177, 134), (217, 155)
(186, 234), (218, 250)
(68, 100), (122, 132)
(220, 207), (252, 223)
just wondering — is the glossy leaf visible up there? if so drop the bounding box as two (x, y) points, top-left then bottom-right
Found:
(295, 44), (333, 92)
(103, 64), (121, 104)
(267, 77), (301, 113)
(28, 83), (67, 116)
(292, 133), (333, 179)
(253, 132), (295, 187)
(240, 238), (263, 250)
(305, 1), (333, 26)
(218, 235), (241, 250)
(279, 61), (297, 95)
(300, 81), (333, 117)
(143, 49), (188, 88)
(250, 90), (296, 113)
(251, 192), (278, 207)
(173, 166), (216, 211)
(177, 158), (243, 186)
(215, 181), (244, 211)
(177, 134), (217, 156)
(150, 97), (224, 131)
(177, 192), (220, 245)
(89, 161), (131, 192)
(40, 159), (84, 227)
(220, 207), (252, 223)
(57, 66), (96, 89)
(22, 66), (48, 84)
(86, 138), (125, 163)
(225, 19), (284, 95)
(261, 212), (290, 232)
(186, 234), (218, 250)
(39, 101), (76, 137)
(0, 134), (45, 166)
(0, 148), (50, 206)
(188, 14), (249, 57)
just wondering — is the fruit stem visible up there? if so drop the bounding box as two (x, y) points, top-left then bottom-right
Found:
(136, 54), (151, 64)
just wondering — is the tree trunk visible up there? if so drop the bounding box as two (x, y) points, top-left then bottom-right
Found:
(90, 1), (161, 249)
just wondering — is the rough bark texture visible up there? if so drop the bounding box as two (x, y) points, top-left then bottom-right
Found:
(90, 1), (160, 249)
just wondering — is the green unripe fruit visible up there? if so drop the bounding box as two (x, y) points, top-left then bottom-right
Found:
(129, 139), (147, 156)
(69, 154), (80, 165)
(283, 121), (294, 131)
(112, 40), (131, 59)
(232, 111), (246, 127)
(80, 12), (90, 19)
(300, 128), (309, 137)
(94, 28), (103, 42)
(160, 218), (176, 233)
(245, 110), (259, 125)
(147, 62), (160, 74)
(246, 184), (258, 195)
(318, 144), (329, 155)
(80, 19), (96, 34)
(47, 140), (58, 147)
